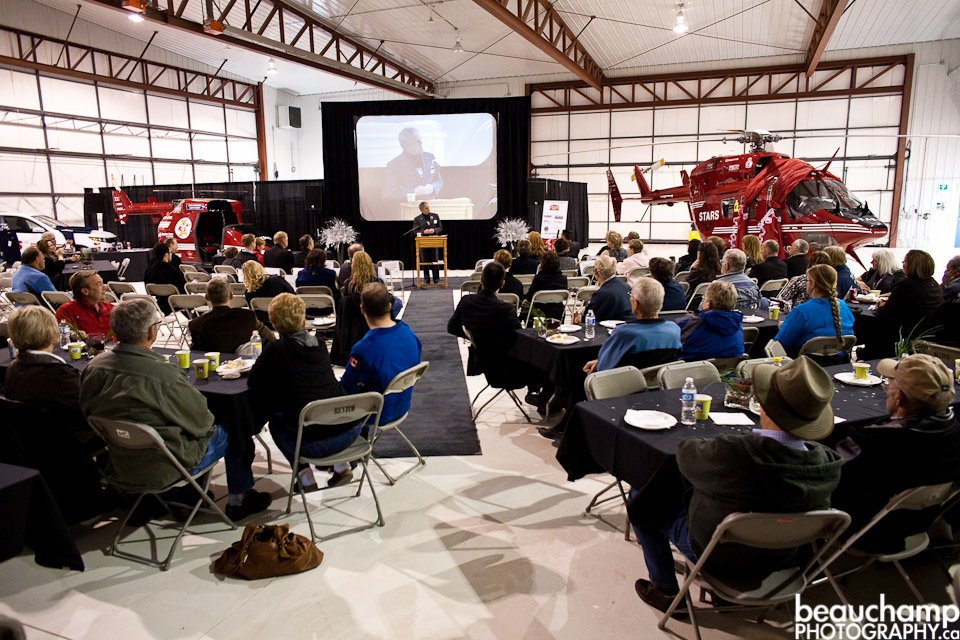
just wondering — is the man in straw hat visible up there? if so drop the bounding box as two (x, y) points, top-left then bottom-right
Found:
(630, 356), (843, 615)
(828, 354), (960, 550)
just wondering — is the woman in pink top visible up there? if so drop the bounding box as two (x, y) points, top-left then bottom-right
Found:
(617, 239), (650, 286)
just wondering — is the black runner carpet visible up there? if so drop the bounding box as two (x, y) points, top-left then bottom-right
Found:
(373, 285), (481, 457)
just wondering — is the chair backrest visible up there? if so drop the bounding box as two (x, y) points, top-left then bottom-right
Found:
(562, 269), (579, 278)
(249, 297), (273, 313)
(384, 361), (430, 397)
(496, 292), (520, 312)
(117, 257), (131, 279)
(679, 280), (690, 294)
(4, 291), (41, 306)
(145, 283), (179, 297)
(584, 366), (647, 400)
(798, 335), (855, 357)
(658, 310), (688, 322)
(108, 281), (136, 295)
(468, 271), (482, 281)
(742, 325), (760, 350)
(576, 286), (598, 303)
(764, 339), (788, 358)
(102, 290), (119, 304)
(41, 290), (72, 311)
(228, 297), (248, 309)
(214, 265), (237, 275)
(184, 272), (211, 282)
(613, 274), (628, 282)
(229, 283), (246, 296)
(674, 270), (691, 282)
(185, 282), (209, 294)
(639, 360), (684, 388)
(760, 278), (788, 296)
(460, 280), (481, 294)
(328, 260), (341, 269)
(298, 294), (335, 312)
(657, 360), (722, 390)
(515, 274), (535, 284)
(736, 356), (793, 378)
(0, 275), (12, 289)
(628, 267), (650, 278)
(168, 294), (207, 312)
(567, 276), (590, 289)
(474, 259), (490, 271)
(86, 416), (195, 491)
(912, 340), (960, 370)
(685, 282), (711, 311)
(297, 285), (333, 296)
(530, 289), (569, 305)
(179, 264), (198, 274)
(581, 264), (595, 278)
(708, 354), (749, 374)
(264, 267), (286, 276)
(299, 392), (383, 434)
(120, 293), (163, 314)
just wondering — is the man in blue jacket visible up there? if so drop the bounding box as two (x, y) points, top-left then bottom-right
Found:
(11, 247), (56, 296)
(585, 255), (633, 322)
(678, 280), (745, 361)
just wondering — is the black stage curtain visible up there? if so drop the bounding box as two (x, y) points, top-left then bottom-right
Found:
(528, 178), (588, 247)
(321, 97), (530, 269)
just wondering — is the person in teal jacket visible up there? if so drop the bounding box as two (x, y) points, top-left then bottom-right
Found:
(774, 264), (854, 357)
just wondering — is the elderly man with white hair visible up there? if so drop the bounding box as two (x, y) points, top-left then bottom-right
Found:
(584, 255), (633, 322)
(716, 248), (761, 311)
(785, 238), (810, 278)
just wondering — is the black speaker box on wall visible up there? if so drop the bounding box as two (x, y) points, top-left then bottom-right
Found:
(305, 186), (323, 211)
(527, 180), (546, 208)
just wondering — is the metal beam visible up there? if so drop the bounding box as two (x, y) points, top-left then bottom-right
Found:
(805, 0), (845, 77)
(78, 0), (434, 97)
(471, 0), (603, 90)
(888, 53), (914, 248)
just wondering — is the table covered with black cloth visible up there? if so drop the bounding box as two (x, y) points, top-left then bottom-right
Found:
(0, 463), (83, 570)
(509, 327), (610, 387)
(87, 249), (152, 282)
(61, 260), (119, 290)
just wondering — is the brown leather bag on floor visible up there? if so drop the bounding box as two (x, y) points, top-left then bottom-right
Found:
(213, 523), (323, 580)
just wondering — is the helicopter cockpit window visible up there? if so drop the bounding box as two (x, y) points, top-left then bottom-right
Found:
(785, 179), (865, 220)
(721, 198), (736, 218)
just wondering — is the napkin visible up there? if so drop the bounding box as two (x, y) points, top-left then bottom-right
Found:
(710, 412), (755, 426)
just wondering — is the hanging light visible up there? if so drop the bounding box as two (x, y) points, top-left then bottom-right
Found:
(128, 12), (145, 22)
(427, 9), (434, 23)
(267, 58), (278, 75)
(673, 2), (689, 33)
(453, 30), (463, 53)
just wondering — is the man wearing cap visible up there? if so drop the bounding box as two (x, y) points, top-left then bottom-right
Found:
(630, 356), (843, 614)
(829, 354), (960, 550)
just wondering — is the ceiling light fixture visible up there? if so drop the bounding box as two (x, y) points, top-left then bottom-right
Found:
(128, 12), (145, 22)
(673, 2), (689, 33)
(427, 10), (434, 23)
(267, 58), (278, 75)
(453, 30), (463, 53)
(120, 0), (146, 13)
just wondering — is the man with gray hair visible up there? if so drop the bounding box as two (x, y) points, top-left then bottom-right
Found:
(716, 248), (761, 311)
(585, 255), (633, 322)
(748, 238), (788, 286)
(189, 278), (275, 354)
(785, 238), (810, 278)
(583, 278), (682, 375)
(80, 298), (271, 521)
(383, 126), (443, 202)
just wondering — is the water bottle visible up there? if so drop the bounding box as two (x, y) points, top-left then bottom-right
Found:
(772, 357), (783, 367)
(584, 309), (596, 339)
(681, 377), (697, 426)
(59, 320), (70, 349)
(250, 331), (262, 360)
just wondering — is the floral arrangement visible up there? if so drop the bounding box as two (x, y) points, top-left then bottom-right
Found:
(319, 219), (358, 261)
(494, 218), (529, 250)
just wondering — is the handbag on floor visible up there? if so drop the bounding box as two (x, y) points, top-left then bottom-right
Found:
(213, 523), (323, 579)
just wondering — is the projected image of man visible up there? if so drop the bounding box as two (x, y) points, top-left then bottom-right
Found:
(384, 127), (443, 203)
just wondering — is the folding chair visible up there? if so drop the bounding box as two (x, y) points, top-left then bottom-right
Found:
(178, 264), (198, 274)
(213, 265), (237, 276)
(496, 292), (520, 313)
(660, 510), (851, 639)
(249, 297), (273, 314)
(656, 360), (721, 390)
(86, 416), (236, 570)
(674, 270), (692, 282)
(913, 340), (960, 369)
(581, 263), (595, 278)
(296, 285), (333, 296)
(524, 289), (569, 327)
(736, 356), (793, 378)
(3, 291), (41, 307)
(40, 290), (72, 312)
(798, 335), (856, 366)
(185, 282), (208, 294)
(474, 259), (490, 271)
(0, 275), (12, 290)
(686, 282), (711, 311)
(168, 294), (208, 342)
(297, 294), (335, 320)
(145, 283), (180, 301)
(628, 267), (650, 279)
(760, 278), (788, 298)
(658, 310), (689, 322)
(460, 280), (481, 294)
(467, 271), (482, 282)
(229, 283), (246, 297)
(463, 326), (532, 424)
(377, 260), (404, 293)
(328, 260), (341, 269)
(764, 339), (788, 358)
(228, 297), (249, 309)
(567, 276), (590, 290)
(575, 286), (598, 305)
(120, 293), (183, 348)
(613, 275), (628, 283)
(742, 326), (760, 353)
(583, 365), (647, 540)
(116, 257), (131, 280)
(370, 361), (430, 484)
(708, 354), (749, 374)
(679, 280), (690, 295)
(639, 360), (684, 388)
(562, 269), (579, 278)
(284, 392), (385, 541)
(102, 290), (119, 304)
(108, 281), (136, 296)
(184, 272), (211, 283)
(263, 267), (286, 277)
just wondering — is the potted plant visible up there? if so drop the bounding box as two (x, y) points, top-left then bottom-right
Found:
(895, 319), (943, 359)
(721, 371), (754, 410)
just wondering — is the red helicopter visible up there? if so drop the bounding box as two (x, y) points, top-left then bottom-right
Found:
(111, 190), (249, 262)
(606, 130), (889, 259)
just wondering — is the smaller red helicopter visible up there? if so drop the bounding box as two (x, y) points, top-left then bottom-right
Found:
(111, 190), (249, 262)
(607, 130), (889, 258)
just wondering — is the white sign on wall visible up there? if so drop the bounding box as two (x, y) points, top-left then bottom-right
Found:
(540, 200), (568, 240)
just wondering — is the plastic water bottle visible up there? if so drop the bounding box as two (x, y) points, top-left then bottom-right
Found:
(584, 309), (596, 339)
(772, 357), (783, 367)
(681, 377), (697, 425)
(250, 331), (262, 360)
(59, 320), (70, 349)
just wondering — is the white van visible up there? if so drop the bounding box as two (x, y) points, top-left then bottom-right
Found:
(0, 212), (117, 250)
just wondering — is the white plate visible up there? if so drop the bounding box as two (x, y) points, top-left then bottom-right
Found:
(559, 324), (581, 332)
(624, 410), (677, 430)
(312, 317), (336, 326)
(547, 333), (580, 345)
(216, 358), (254, 375)
(833, 371), (883, 387)
(600, 320), (625, 329)
(742, 315), (764, 323)
(856, 294), (879, 303)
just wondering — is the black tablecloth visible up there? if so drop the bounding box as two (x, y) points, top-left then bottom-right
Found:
(91, 249), (152, 282)
(509, 328), (610, 387)
(62, 260), (119, 289)
(0, 463), (83, 570)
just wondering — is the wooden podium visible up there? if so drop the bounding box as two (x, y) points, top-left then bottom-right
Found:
(414, 235), (448, 289)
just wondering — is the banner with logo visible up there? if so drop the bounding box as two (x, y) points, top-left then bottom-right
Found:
(540, 200), (568, 241)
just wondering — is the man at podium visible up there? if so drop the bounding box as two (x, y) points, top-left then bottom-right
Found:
(412, 202), (444, 284)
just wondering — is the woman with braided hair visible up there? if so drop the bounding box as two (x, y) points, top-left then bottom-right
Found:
(773, 264), (854, 357)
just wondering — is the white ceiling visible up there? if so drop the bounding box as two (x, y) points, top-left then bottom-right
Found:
(13, 0), (960, 97)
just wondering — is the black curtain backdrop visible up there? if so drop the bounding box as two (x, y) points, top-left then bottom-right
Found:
(528, 178), (588, 246)
(321, 97), (531, 269)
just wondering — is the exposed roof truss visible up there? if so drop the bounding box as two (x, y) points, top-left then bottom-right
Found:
(805, 0), (846, 77)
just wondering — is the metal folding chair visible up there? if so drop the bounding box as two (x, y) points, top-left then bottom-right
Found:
(3, 291), (41, 307)
(120, 293), (183, 348)
(496, 292), (520, 313)
(370, 361), (430, 484)
(184, 272), (211, 283)
(185, 282), (209, 294)
(40, 290), (72, 312)
(736, 356), (793, 378)
(297, 294), (335, 320)
(686, 282), (711, 311)
(296, 285), (333, 296)
(463, 326), (532, 424)
(213, 265), (237, 276)
(524, 289), (569, 327)
(656, 360), (721, 390)
(460, 280), (481, 294)
(760, 277), (788, 298)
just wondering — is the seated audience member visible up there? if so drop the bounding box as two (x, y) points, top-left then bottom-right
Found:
(144, 242), (186, 313)
(784, 239), (810, 278)
(742, 234), (762, 269)
(561, 229), (581, 258)
(80, 298), (270, 520)
(296, 249), (339, 294)
(856, 248), (904, 295)
(679, 281), (744, 361)
(164, 238), (182, 270)
(336, 242), (364, 289)
(493, 249), (524, 300)
(554, 237), (577, 271)
(221, 246), (240, 267)
(649, 257), (686, 311)
(254, 237), (267, 264)
(511, 240), (540, 275)
(777, 250), (831, 313)
(55, 270), (113, 336)
(625, 231), (640, 242)
(774, 264), (854, 357)
(447, 262), (552, 411)
(823, 245), (856, 300)
(527, 231), (547, 259)
(585, 255), (633, 322)
(942, 255), (960, 304)
(525, 251), (568, 321)
(11, 247), (56, 296)
(829, 354), (960, 550)
(342, 283), (422, 427)
(583, 278), (681, 375)
(264, 231), (295, 273)
(715, 248), (760, 311)
(676, 239), (700, 274)
(233, 233), (260, 268)
(598, 231), (627, 262)
(243, 260), (295, 329)
(248, 294), (356, 490)
(293, 234), (314, 268)
(864, 249), (943, 360)
(37, 238), (67, 289)
(189, 278), (275, 354)
(748, 239), (788, 286)
(706, 236), (726, 260)
(332, 251), (401, 365)
(684, 241), (721, 297)
(617, 239), (649, 285)
(630, 356), (842, 614)
(3, 306), (105, 523)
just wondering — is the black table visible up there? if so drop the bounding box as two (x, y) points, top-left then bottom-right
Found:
(62, 260), (119, 289)
(91, 249), (152, 282)
(0, 463), (83, 571)
(509, 327), (610, 387)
